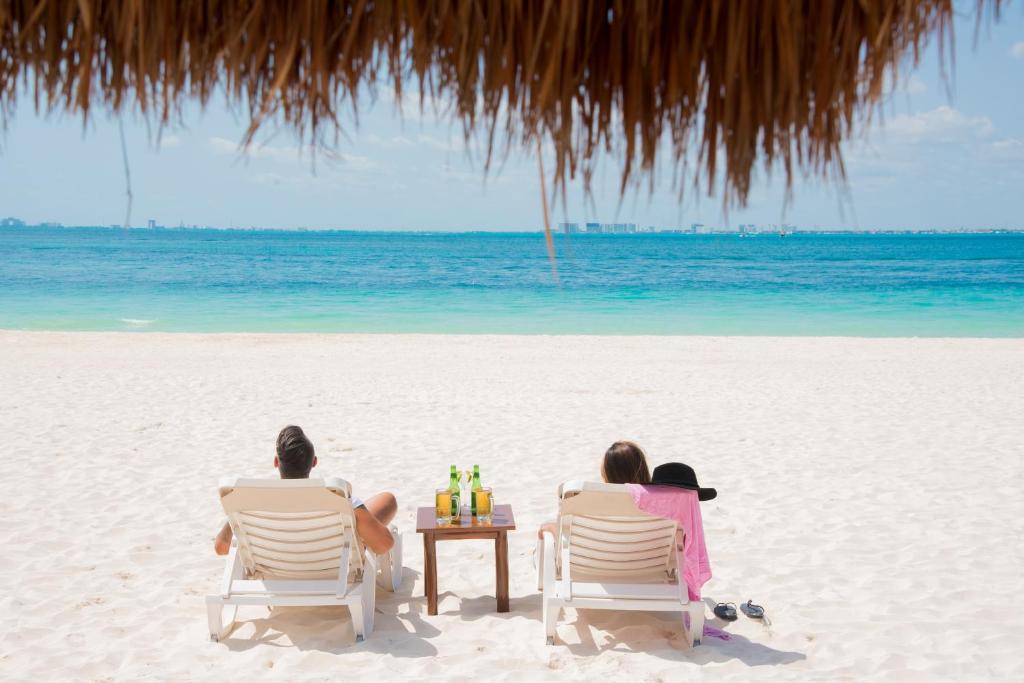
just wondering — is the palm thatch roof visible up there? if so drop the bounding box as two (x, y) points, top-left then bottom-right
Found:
(0, 1), (999, 205)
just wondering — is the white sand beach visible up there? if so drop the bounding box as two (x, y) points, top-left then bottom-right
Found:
(1, 331), (1022, 681)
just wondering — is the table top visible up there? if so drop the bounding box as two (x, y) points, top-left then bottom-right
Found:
(416, 504), (516, 533)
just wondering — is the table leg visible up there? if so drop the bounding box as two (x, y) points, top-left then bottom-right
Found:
(424, 533), (438, 616)
(495, 531), (509, 613)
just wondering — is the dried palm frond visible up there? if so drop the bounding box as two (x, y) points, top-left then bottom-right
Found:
(0, 1), (999, 205)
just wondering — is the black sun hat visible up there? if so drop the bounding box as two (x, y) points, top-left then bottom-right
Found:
(651, 462), (717, 501)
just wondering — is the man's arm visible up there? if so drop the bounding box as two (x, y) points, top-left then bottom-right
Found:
(354, 507), (394, 555)
(214, 521), (233, 555)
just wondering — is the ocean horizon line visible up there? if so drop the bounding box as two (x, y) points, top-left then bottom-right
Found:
(4, 224), (1024, 237)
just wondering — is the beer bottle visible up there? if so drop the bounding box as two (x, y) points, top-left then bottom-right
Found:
(448, 464), (461, 518)
(470, 464), (482, 516)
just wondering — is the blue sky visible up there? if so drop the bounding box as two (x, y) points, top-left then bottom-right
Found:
(0, 13), (1021, 231)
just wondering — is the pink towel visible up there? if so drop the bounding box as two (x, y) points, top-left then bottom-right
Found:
(626, 484), (712, 601)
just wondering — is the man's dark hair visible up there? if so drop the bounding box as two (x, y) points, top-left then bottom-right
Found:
(276, 425), (315, 478)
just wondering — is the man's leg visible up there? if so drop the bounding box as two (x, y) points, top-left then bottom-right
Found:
(363, 492), (397, 526)
(365, 491), (402, 590)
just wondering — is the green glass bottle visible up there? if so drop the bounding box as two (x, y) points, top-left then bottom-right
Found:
(470, 464), (482, 516)
(448, 464), (461, 518)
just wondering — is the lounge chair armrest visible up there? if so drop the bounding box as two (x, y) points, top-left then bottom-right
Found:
(542, 531), (556, 597)
(673, 530), (688, 604)
(219, 544), (243, 598)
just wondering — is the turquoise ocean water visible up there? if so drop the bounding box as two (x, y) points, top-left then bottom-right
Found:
(1, 226), (1022, 336)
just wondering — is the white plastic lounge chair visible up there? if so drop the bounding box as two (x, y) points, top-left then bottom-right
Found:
(536, 480), (705, 647)
(206, 476), (403, 642)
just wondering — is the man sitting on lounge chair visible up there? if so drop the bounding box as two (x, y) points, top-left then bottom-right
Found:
(213, 425), (397, 555)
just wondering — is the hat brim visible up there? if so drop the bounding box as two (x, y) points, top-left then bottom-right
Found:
(654, 482), (717, 501)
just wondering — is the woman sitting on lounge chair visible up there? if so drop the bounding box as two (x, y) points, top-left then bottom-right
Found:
(536, 440), (652, 538)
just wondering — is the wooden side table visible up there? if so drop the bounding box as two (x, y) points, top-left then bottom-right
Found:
(415, 504), (516, 616)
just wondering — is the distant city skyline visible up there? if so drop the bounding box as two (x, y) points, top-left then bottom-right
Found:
(0, 16), (1022, 231)
(3, 215), (1020, 235)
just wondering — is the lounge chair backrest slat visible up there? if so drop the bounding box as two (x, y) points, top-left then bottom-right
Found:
(246, 533), (346, 554)
(570, 516), (675, 535)
(569, 534), (672, 553)
(570, 555), (672, 573)
(572, 544), (673, 563)
(245, 543), (347, 564)
(253, 556), (347, 573)
(243, 526), (346, 544)
(235, 512), (341, 532)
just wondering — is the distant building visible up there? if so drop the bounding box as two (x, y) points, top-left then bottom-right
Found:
(147, 219), (157, 229)
(559, 222), (580, 234)
(1, 216), (26, 227)
(690, 223), (704, 234)
(585, 222), (602, 234)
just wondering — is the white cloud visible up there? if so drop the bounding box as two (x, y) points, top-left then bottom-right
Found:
(378, 89), (443, 124)
(209, 136), (377, 170)
(211, 137), (302, 162)
(365, 133), (414, 149)
(882, 106), (993, 144)
(332, 151), (377, 171)
(209, 136), (239, 154)
(904, 75), (927, 95)
(159, 134), (182, 149)
(417, 133), (463, 152)
(1010, 42), (1024, 59)
(990, 137), (1024, 160)
(884, 73), (927, 96)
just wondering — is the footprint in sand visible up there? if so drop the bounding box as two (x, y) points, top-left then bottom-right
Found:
(76, 597), (106, 609)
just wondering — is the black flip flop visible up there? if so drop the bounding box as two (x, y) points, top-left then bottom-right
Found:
(740, 600), (764, 619)
(713, 602), (737, 621)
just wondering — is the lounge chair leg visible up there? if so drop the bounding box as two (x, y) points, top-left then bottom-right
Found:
(391, 527), (403, 590)
(543, 599), (559, 645)
(364, 580), (376, 636)
(377, 527), (403, 592)
(685, 602), (705, 648)
(541, 532), (558, 644)
(350, 580), (376, 643)
(350, 599), (366, 642)
(207, 601), (220, 642)
(207, 601), (237, 642)
(535, 537), (544, 591)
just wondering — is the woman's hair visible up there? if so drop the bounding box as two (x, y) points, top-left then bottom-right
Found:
(601, 441), (652, 484)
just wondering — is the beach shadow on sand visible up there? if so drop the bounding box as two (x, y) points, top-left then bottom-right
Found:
(219, 567), (441, 656)
(216, 577), (804, 667)
(436, 592), (544, 623)
(549, 597), (805, 668)
(436, 591), (804, 668)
